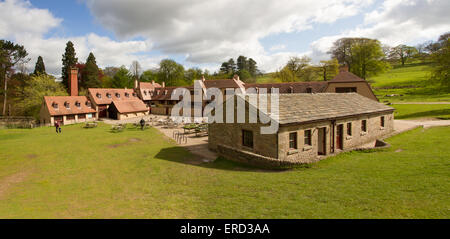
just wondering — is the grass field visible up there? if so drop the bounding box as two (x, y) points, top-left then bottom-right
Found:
(0, 123), (449, 218)
(369, 63), (450, 103)
(393, 104), (450, 120)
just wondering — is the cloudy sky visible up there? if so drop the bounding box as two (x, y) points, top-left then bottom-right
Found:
(0, 0), (449, 76)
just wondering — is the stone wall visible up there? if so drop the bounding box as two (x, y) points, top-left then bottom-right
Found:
(277, 112), (394, 163)
(216, 144), (302, 169)
(117, 111), (148, 120)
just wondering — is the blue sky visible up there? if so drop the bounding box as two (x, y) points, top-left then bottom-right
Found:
(1, 0), (448, 76)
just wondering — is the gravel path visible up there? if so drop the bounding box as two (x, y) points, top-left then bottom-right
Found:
(392, 102), (450, 104)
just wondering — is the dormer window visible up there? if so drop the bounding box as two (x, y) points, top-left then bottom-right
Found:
(164, 90), (168, 95)
(132, 93), (137, 97)
(85, 101), (91, 108)
(143, 90), (147, 95)
(115, 93), (120, 98)
(75, 101), (81, 108)
(106, 93), (111, 98)
(125, 92), (130, 97)
(96, 93), (101, 98)
(157, 90), (160, 95)
(52, 102), (58, 109)
(64, 102), (70, 109)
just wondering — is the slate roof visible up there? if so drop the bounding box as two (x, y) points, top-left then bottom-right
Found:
(43, 96), (96, 116)
(110, 100), (148, 114)
(88, 88), (139, 105)
(240, 93), (394, 125)
(245, 81), (328, 93)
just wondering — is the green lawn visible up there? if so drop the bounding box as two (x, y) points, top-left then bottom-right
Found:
(0, 124), (449, 218)
(369, 63), (450, 103)
(393, 104), (450, 120)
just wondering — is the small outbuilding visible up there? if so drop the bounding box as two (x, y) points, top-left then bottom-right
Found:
(208, 93), (395, 168)
(107, 100), (149, 120)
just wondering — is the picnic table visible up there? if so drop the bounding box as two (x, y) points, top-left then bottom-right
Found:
(84, 121), (98, 128)
(111, 124), (125, 132)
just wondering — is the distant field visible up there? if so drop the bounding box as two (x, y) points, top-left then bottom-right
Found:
(0, 124), (449, 218)
(393, 104), (450, 120)
(369, 63), (450, 103)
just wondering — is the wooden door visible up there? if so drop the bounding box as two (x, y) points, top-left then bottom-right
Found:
(98, 105), (107, 118)
(318, 127), (326, 155)
(336, 124), (343, 150)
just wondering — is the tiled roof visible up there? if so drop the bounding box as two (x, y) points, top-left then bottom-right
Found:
(239, 93), (394, 125)
(139, 82), (162, 101)
(329, 71), (365, 82)
(203, 79), (242, 89)
(245, 81), (328, 93)
(88, 88), (139, 105)
(111, 100), (148, 114)
(43, 96), (96, 116)
(150, 86), (194, 101)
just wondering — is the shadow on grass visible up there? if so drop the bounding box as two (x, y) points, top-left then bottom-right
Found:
(154, 146), (289, 172)
(396, 109), (450, 119)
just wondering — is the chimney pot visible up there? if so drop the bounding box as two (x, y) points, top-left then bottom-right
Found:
(162, 81), (165, 88)
(201, 75), (205, 82)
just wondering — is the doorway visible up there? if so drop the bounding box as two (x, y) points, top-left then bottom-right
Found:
(336, 124), (344, 150)
(317, 127), (326, 155)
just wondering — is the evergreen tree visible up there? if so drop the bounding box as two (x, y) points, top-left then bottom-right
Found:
(82, 52), (101, 89)
(236, 55), (248, 72)
(111, 67), (133, 88)
(33, 56), (46, 75)
(227, 58), (237, 74)
(61, 41), (78, 90)
(248, 58), (258, 76)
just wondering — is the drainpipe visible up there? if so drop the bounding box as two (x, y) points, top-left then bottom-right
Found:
(331, 120), (336, 153)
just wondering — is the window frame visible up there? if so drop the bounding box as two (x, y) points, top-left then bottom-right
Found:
(347, 122), (352, 136)
(304, 129), (312, 146)
(361, 120), (367, 132)
(242, 130), (254, 148)
(380, 116), (385, 127)
(289, 132), (298, 149)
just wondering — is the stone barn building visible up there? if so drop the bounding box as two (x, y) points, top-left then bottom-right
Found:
(208, 93), (394, 168)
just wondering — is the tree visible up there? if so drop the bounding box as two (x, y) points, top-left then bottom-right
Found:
(430, 34), (450, 90)
(111, 67), (133, 88)
(33, 56), (46, 75)
(248, 58), (258, 76)
(1, 40), (29, 115)
(286, 56), (311, 77)
(129, 60), (142, 86)
(328, 38), (355, 71)
(318, 59), (339, 81)
(276, 66), (297, 82)
(350, 39), (390, 79)
(81, 53), (101, 89)
(103, 66), (120, 78)
(185, 67), (203, 84)
(238, 69), (254, 83)
(140, 69), (158, 83)
(227, 58), (237, 74)
(17, 74), (67, 119)
(219, 62), (229, 75)
(390, 45), (418, 66)
(61, 41), (78, 91)
(236, 55), (248, 72)
(158, 59), (185, 86)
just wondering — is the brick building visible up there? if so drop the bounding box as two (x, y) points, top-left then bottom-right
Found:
(208, 93), (394, 168)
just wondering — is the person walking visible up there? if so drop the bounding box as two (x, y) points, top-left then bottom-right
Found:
(55, 121), (61, 133)
(140, 118), (145, 130)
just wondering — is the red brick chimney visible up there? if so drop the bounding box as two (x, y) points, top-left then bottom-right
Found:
(69, 67), (78, 96)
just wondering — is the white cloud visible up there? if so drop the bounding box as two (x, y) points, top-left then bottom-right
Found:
(85, 0), (372, 71)
(0, 0), (162, 76)
(310, 0), (450, 62)
(270, 44), (286, 52)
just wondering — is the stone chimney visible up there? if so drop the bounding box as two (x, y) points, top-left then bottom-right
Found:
(162, 81), (165, 88)
(339, 65), (349, 72)
(151, 80), (155, 85)
(201, 75), (205, 82)
(69, 67), (78, 96)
